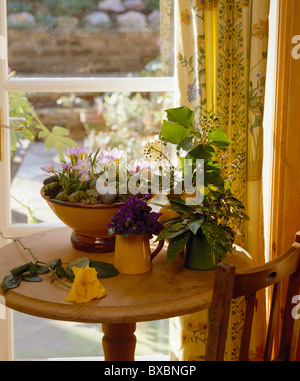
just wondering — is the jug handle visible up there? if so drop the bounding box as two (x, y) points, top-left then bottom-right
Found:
(150, 240), (165, 261)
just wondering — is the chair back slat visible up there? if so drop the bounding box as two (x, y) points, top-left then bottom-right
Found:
(290, 316), (300, 360)
(206, 234), (300, 361)
(264, 282), (281, 360)
(238, 292), (256, 361)
(205, 263), (235, 361)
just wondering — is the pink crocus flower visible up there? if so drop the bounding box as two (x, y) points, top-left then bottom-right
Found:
(98, 148), (123, 165)
(72, 157), (91, 174)
(127, 160), (152, 176)
(66, 145), (92, 160)
(77, 145), (92, 159)
(79, 172), (90, 182)
(66, 146), (79, 157)
(61, 162), (71, 172)
(41, 160), (54, 173)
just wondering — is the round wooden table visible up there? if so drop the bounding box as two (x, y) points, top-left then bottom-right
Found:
(0, 227), (254, 361)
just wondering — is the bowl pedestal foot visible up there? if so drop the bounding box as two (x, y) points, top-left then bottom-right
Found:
(71, 232), (115, 253)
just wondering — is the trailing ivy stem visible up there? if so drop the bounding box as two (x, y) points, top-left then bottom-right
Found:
(1, 232), (72, 290)
(50, 269), (71, 289)
(0, 231), (38, 263)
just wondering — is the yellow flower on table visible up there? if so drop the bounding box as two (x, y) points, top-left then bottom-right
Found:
(65, 265), (107, 303)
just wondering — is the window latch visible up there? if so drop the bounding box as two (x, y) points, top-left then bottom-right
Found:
(0, 111), (26, 161)
(0, 117), (25, 130)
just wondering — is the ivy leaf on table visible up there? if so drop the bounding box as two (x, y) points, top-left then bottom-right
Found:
(89, 260), (119, 278)
(1, 274), (22, 293)
(10, 262), (32, 277)
(1, 259), (54, 294)
(22, 274), (43, 282)
(65, 257), (119, 282)
(2, 262), (42, 293)
(65, 257), (90, 281)
(1, 252), (119, 294)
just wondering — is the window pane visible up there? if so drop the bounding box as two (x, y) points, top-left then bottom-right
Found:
(10, 90), (173, 224)
(14, 311), (169, 360)
(7, 0), (174, 77)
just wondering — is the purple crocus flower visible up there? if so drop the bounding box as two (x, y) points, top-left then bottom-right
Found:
(108, 195), (163, 238)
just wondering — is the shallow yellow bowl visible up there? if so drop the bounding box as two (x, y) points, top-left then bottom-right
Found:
(41, 188), (123, 253)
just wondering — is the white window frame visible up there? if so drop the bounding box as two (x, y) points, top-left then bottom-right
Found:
(0, 0), (175, 360)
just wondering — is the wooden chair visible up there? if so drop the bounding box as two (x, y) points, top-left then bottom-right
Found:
(206, 232), (300, 361)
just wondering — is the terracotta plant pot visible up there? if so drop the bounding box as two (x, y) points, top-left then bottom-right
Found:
(41, 188), (123, 253)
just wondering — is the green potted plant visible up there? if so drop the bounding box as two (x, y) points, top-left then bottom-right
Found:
(154, 106), (249, 270)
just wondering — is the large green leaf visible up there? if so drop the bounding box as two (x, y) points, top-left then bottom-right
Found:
(167, 230), (191, 265)
(157, 222), (190, 241)
(159, 120), (189, 145)
(9, 89), (77, 160)
(201, 221), (232, 259)
(39, 126), (77, 161)
(188, 218), (204, 235)
(204, 170), (225, 190)
(165, 106), (194, 128)
(177, 136), (194, 157)
(188, 144), (215, 162)
(205, 160), (222, 172)
(208, 128), (231, 149)
(168, 197), (192, 214)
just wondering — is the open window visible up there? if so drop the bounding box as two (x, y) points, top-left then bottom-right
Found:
(0, 0), (174, 360)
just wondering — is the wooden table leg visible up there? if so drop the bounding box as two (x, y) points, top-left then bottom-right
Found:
(102, 322), (137, 361)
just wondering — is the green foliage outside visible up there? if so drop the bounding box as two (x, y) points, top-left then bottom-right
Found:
(9, 73), (77, 160)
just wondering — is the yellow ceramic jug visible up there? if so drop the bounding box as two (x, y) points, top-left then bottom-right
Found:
(114, 235), (164, 275)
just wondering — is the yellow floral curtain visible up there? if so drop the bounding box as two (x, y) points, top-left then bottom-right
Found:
(268, 0), (300, 359)
(170, 0), (270, 361)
